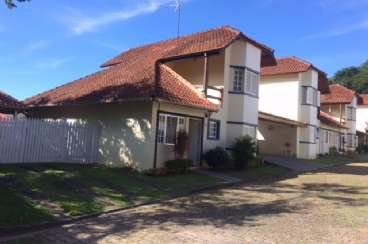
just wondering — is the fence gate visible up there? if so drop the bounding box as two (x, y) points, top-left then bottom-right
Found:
(0, 119), (101, 164)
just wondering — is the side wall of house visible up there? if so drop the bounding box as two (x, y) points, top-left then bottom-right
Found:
(224, 40), (260, 148)
(297, 69), (319, 159)
(29, 102), (156, 170)
(259, 74), (299, 121)
(357, 105), (368, 133)
(319, 123), (343, 155)
(258, 120), (297, 156)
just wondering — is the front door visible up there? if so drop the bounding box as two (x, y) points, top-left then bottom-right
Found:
(188, 119), (203, 166)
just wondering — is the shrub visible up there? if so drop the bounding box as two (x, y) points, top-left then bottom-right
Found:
(175, 130), (189, 159)
(329, 146), (338, 156)
(203, 147), (232, 170)
(165, 159), (192, 174)
(356, 144), (368, 154)
(231, 136), (257, 170)
(248, 155), (264, 168)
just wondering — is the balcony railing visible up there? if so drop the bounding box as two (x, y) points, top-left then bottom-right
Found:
(194, 84), (224, 106)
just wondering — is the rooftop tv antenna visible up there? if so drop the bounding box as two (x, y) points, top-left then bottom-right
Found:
(171, 0), (182, 38)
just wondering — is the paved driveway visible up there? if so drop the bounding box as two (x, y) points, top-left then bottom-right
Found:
(4, 163), (368, 244)
(264, 156), (330, 173)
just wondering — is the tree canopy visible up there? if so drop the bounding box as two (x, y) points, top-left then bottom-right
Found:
(4, 0), (29, 9)
(331, 60), (368, 94)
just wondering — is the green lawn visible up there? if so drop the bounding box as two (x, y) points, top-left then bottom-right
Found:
(309, 155), (356, 166)
(227, 164), (289, 181)
(0, 163), (220, 230)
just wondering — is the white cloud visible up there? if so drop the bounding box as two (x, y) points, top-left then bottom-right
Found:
(35, 57), (73, 70)
(62, 0), (178, 35)
(22, 40), (49, 55)
(303, 19), (368, 40)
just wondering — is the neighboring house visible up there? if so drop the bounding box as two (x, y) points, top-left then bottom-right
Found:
(24, 26), (275, 170)
(258, 56), (330, 159)
(320, 84), (359, 152)
(357, 94), (368, 146)
(318, 111), (348, 154)
(0, 90), (25, 119)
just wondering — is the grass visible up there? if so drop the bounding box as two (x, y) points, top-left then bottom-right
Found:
(309, 155), (356, 166)
(0, 163), (221, 229)
(227, 164), (289, 181)
(0, 188), (53, 229)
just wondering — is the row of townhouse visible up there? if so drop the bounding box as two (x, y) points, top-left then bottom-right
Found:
(1, 25), (366, 170)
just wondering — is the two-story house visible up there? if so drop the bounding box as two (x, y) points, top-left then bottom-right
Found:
(258, 57), (330, 159)
(24, 26), (275, 170)
(320, 84), (359, 152)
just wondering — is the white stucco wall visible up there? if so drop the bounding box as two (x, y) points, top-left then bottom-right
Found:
(224, 40), (260, 148)
(259, 74), (299, 121)
(258, 120), (297, 156)
(29, 102), (156, 170)
(357, 105), (368, 133)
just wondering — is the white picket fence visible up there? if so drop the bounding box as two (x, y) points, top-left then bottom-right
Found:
(0, 119), (101, 164)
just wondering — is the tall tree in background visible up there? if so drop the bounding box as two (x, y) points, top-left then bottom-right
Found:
(331, 60), (368, 94)
(4, 0), (29, 8)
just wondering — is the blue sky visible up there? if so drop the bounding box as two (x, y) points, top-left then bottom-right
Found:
(1, 0), (368, 100)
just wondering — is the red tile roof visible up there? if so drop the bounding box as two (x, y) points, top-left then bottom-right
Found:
(319, 111), (348, 129)
(259, 111), (306, 127)
(24, 26), (275, 111)
(261, 56), (330, 94)
(0, 113), (12, 120)
(320, 84), (356, 104)
(0, 91), (24, 110)
(359, 94), (368, 105)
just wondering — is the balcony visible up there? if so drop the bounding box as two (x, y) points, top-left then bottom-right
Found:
(193, 84), (224, 106)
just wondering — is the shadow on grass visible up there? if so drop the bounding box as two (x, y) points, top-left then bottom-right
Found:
(3, 163), (368, 243)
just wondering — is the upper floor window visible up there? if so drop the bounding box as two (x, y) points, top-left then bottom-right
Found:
(233, 68), (244, 92)
(246, 70), (259, 96)
(232, 67), (259, 96)
(346, 107), (356, 121)
(302, 86), (318, 106)
(158, 114), (186, 145)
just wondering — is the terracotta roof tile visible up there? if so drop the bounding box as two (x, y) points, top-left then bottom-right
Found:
(320, 84), (356, 104)
(359, 94), (368, 105)
(0, 91), (24, 110)
(24, 26), (274, 110)
(319, 111), (348, 129)
(261, 56), (330, 94)
(259, 111), (306, 127)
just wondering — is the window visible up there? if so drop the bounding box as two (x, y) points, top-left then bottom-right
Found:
(315, 127), (320, 140)
(346, 107), (356, 121)
(208, 119), (220, 140)
(346, 134), (356, 147)
(233, 68), (244, 92)
(158, 114), (186, 144)
(302, 86), (318, 106)
(245, 70), (259, 96)
(324, 130), (329, 144)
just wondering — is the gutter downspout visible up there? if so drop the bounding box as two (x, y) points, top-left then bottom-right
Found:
(152, 61), (161, 169)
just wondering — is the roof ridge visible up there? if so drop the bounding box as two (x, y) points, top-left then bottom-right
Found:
(277, 56), (312, 66)
(101, 25), (241, 67)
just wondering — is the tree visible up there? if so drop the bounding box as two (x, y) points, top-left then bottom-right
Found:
(331, 59), (368, 94)
(4, 0), (29, 9)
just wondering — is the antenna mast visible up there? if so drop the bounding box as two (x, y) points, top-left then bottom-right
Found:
(173, 0), (182, 38)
